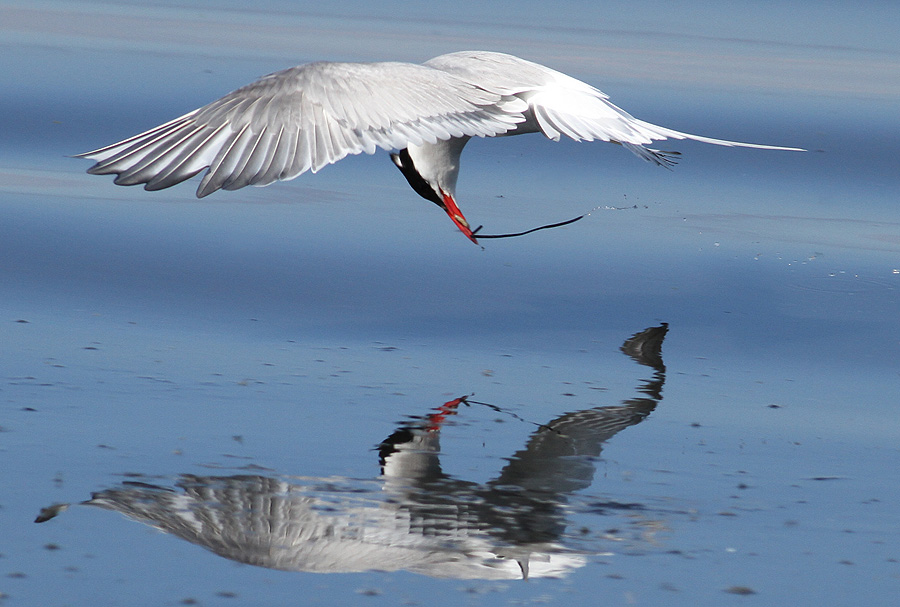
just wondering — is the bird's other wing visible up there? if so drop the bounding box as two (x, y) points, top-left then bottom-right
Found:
(76, 61), (524, 197)
(428, 51), (803, 167)
(524, 72), (805, 165)
(425, 51), (571, 100)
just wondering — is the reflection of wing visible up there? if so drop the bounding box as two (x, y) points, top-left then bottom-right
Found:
(621, 323), (668, 372)
(85, 475), (582, 579)
(492, 401), (658, 496)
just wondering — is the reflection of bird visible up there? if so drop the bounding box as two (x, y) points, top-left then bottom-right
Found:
(37, 325), (668, 580)
(77, 51), (802, 243)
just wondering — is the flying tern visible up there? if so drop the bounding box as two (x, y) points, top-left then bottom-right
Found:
(77, 51), (803, 243)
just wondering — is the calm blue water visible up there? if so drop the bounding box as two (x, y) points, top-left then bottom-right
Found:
(2, 1), (899, 605)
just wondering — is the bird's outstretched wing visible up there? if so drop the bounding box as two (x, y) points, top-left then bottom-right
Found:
(76, 61), (523, 197)
(427, 51), (803, 166)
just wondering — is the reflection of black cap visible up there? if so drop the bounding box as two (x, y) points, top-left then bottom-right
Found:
(378, 427), (416, 469)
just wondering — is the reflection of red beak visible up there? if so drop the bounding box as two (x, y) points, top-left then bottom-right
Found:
(426, 396), (466, 431)
(441, 191), (478, 244)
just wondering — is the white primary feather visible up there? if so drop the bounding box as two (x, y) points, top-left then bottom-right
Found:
(78, 60), (524, 197)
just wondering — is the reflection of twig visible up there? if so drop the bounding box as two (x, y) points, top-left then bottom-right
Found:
(462, 396), (561, 434)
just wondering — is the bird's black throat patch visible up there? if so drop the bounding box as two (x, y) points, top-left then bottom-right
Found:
(390, 149), (444, 208)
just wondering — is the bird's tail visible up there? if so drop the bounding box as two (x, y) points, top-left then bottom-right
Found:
(633, 118), (805, 153)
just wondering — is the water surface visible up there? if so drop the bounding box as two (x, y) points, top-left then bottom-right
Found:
(2, 1), (899, 605)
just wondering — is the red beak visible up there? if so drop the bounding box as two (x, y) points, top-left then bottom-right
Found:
(441, 192), (478, 244)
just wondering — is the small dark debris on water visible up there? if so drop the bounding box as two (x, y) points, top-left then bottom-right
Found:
(724, 586), (757, 595)
(232, 435), (244, 444)
(588, 500), (645, 514)
(808, 476), (846, 481)
(767, 404), (783, 409)
(83, 346), (99, 350)
(15, 319), (29, 323)
(43, 543), (61, 551)
(215, 591), (238, 599)
(222, 453), (253, 461)
(356, 588), (382, 596)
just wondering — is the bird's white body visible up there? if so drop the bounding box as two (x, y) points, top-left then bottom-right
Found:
(78, 51), (802, 242)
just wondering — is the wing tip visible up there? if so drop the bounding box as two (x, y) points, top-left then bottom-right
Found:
(623, 143), (681, 168)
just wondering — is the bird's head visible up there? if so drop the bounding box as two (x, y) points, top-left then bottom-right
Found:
(390, 139), (476, 243)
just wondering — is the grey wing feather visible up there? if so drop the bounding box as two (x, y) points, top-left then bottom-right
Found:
(76, 61), (522, 197)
